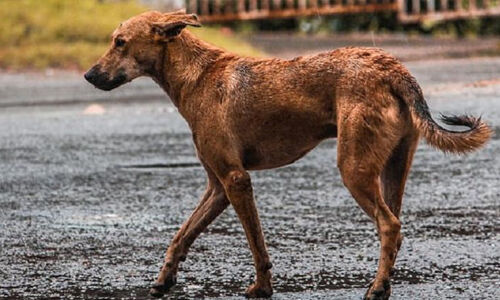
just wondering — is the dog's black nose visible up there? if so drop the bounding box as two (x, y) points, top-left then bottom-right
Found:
(84, 71), (93, 82)
(84, 65), (100, 83)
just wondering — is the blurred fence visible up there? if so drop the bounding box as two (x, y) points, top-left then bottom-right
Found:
(185, 0), (500, 23)
(399, 0), (500, 23)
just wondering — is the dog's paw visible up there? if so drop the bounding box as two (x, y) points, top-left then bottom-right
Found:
(149, 276), (177, 298)
(244, 283), (273, 298)
(363, 279), (391, 300)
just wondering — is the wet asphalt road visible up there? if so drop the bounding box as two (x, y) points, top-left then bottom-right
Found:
(0, 57), (499, 299)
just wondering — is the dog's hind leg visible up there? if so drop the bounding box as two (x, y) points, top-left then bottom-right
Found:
(150, 169), (229, 298)
(381, 132), (419, 256)
(337, 106), (404, 300)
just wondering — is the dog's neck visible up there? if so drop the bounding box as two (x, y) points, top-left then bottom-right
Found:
(153, 31), (225, 110)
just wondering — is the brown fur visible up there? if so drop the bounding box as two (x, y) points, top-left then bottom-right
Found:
(84, 10), (492, 300)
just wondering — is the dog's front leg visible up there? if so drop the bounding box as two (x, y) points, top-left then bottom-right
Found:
(219, 168), (273, 298)
(150, 175), (229, 298)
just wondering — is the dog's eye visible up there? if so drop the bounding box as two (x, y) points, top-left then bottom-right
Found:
(115, 38), (126, 48)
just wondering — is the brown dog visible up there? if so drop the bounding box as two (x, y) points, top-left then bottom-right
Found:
(84, 10), (492, 300)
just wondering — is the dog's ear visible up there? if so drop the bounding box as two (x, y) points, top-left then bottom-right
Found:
(152, 14), (201, 42)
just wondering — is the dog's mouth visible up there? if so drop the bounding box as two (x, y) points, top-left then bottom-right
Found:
(84, 65), (128, 91)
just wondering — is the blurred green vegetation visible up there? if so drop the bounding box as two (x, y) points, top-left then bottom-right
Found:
(0, 0), (262, 70)
(0, 0), (144, 70)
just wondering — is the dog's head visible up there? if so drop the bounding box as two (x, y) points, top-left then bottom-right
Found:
(84, 10), (201, 91)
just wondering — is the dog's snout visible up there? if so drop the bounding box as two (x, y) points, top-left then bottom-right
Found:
(84, 65), (101, 83)
(84, 64), (128, 91)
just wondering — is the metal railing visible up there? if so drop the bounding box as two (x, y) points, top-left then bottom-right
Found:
(398, 0), (500, 23)
(185, 0), (500, 23)
(186, 0), (399, 22)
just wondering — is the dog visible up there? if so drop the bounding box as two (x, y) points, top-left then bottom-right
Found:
(84, 10), (492, 300)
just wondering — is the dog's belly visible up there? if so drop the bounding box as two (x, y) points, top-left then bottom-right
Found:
(241, 122), (337, 170)
(225, 80), (338, 170)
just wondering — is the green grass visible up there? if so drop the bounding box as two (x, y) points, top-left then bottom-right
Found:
(0, 0), (263, 70)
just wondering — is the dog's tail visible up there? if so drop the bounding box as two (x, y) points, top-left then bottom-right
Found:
(391, 75), (492, 154)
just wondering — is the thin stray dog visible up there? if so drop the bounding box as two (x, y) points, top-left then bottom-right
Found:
(84, 10), (492, 300)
